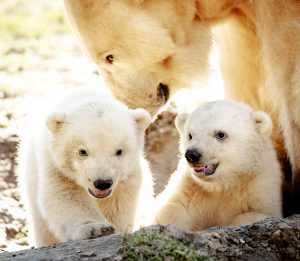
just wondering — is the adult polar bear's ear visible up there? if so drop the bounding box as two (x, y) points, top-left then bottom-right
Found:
(175, 113), (189, 134)
(131, 108), (151, 133)
(46, 113), (66, 134)
(252, 111), (273, 136)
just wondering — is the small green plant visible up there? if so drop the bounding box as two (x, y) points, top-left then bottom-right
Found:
(121, 230), (210, 261)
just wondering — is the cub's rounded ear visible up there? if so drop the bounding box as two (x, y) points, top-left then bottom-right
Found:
(46, 113), (66, 134)
(131, 108), (152, 132)
(175, 113), (189, 133)
(252, 111), (273, 136)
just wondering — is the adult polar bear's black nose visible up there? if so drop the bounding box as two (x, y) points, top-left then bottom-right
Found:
(185, 149), (202, 163)
(94, 179), (113, 191)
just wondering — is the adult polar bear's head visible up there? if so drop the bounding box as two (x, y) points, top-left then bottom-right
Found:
(175, 100), (273, 191)
(64, 0), (211, 115)
(46, 101), (151, 199)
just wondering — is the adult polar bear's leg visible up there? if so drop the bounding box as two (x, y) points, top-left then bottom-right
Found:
(254, 1), (300, 215)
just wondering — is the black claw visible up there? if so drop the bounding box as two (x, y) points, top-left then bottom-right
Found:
(158, 83), (169, 104)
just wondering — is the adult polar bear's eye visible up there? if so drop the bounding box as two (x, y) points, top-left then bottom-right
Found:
(188, 134), (192, 140)
(215, 131), (228, 141)
(79, 149), (88, 157)
(105, 54), (114, 64)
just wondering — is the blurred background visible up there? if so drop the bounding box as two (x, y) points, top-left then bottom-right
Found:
(0, 0), (224, 252)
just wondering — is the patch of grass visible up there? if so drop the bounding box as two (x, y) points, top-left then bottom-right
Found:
(121, 230), (210, 261)
(0, 10), (70, 40)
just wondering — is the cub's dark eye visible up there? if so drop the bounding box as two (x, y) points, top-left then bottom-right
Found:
(116, 149), (123, 156)
(79, 149), (88, 157)
(188, 134), (192, 140)
(215, 131), (228, 140)
(105, 54), (114, 64)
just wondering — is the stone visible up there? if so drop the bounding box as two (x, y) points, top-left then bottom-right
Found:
(0, 215), (298, 261)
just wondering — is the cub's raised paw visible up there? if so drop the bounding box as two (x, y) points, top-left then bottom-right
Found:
(72, 222), (115, 241)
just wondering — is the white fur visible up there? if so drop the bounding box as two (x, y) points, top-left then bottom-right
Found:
(152, 100), (282, 231)
(18, 89), (154, 247)
(64, 0), (300, 214)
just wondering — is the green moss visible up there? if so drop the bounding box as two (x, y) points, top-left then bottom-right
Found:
(121, 230), (210, 261)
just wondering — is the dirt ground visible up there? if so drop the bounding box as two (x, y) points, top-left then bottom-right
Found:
(0, 0), (225, 253)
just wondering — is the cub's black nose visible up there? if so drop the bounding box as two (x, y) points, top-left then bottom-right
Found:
(93, 179), (113, 191)
(185, 149), (201, 163)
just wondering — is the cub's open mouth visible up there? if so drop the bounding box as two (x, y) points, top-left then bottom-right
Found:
(192, 163), (219, 176)
(88, 188), (112, 199)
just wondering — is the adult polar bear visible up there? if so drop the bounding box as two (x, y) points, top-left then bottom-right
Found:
(64, 0), (300, 216)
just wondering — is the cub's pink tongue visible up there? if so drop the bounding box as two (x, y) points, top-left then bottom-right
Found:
(193, 164), (217, 175)
(193, 165), (206, 171)
(95, 190), (109, 197)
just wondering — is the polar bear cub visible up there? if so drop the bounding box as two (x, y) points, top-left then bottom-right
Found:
(153, 100), (282, 231)
(18, 89), (154, 247)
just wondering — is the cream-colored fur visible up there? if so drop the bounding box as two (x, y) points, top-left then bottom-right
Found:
(64, 0), (300, 215)
(152, 101), (282, 230)
(18, 89), (154, 247)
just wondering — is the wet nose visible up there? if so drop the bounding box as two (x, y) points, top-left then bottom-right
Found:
(185, 149), (202, 163)
(93, 179), (113, 191)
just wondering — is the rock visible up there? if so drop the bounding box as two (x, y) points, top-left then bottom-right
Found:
(0, 216), (299, 261)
